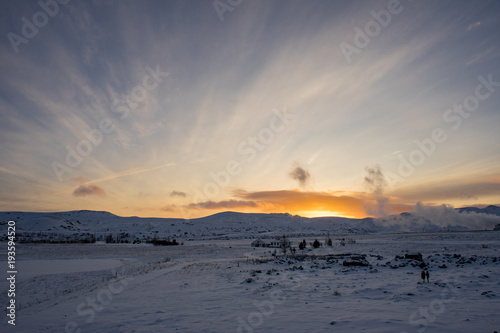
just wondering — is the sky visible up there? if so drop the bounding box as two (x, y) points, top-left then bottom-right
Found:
(0, 0), (499, 219)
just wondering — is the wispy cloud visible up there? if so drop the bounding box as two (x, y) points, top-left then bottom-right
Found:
(187, 200), (258, 210)
(160, 204), (178, 212)
(466, 21), (481, 31)
(393, 180), (500, 203)
(70, 176), (87, 183)
(47, 163), (176, 200)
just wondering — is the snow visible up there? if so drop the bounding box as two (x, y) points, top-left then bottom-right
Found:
(1, 230), (499, 332)
(15, 259), (123, 282)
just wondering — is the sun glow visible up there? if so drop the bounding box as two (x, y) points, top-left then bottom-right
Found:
(298, 210), (355, 219)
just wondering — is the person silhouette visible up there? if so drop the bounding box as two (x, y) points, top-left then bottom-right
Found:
(425, 270), (430, 282)
(421, 270), (426, 283)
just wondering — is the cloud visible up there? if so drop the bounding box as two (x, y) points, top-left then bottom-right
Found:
(466, 21), (481, 31)
(183, 189), (392, 217)
(289, 165), (310, 187)
(72, 184), (106, 197)
(48, 163), (176, 198)
(392, 180), (500, 202)
(363, 165), (389, 217)
(170, 190), (187, 198)
(187, 200), (258, 210)
(466, 46), (495, 65)
(234, 189), (367, 217)
(375, 202), (500, 230)
(85, 163), (176, 185)
(161, 204), (178, 212)
(70, 176), (87, 183)
(413, 202), (500, 229)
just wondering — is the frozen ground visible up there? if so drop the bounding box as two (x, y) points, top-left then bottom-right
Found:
(1, 231), (499, 332)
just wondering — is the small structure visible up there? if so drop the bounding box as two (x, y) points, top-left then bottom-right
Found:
(267, 241), (282, 248)
(251, 239), (269, 247)
(494, 224), (500, 231)
(268, 239), (291, 248)
(251, 237), (291, 248)
(151, 238), (178, 246)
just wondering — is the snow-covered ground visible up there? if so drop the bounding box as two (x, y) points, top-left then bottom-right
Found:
(1, 231), (499, 332)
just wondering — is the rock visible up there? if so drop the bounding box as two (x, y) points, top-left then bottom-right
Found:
(405, 253), (423, 261)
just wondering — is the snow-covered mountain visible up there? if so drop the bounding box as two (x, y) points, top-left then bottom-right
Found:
(1, 205), (499, 242)
(0, 210), (374, 241)
(458, 204), (500, 216)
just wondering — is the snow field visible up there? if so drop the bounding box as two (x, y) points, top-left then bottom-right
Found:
(0, 231), (498, 332)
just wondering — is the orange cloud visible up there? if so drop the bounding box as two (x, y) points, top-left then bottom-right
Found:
(160, 204), (178, 212)
(187, 200), (258, 210)
(178, 189), (415, 219)
(234, 189), (366, 217)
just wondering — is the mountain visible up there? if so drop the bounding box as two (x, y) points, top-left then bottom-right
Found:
(458, 205), (500, 216)
(0, 210), (374, 242)
(1, 206), (499, 242)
